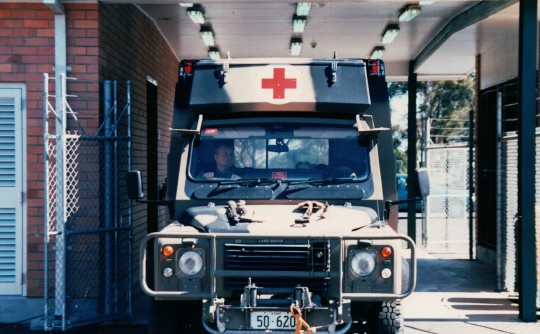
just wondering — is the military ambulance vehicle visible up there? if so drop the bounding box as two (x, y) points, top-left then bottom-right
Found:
(129, 58), (425, 334)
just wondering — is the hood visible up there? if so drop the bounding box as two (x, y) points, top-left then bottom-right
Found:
(180, 202), (379, 236)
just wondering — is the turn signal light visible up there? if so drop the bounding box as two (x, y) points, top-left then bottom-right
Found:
(381, 246), (393, 258)
(162, 245), (174, 257)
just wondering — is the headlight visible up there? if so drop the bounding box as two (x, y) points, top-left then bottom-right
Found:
(179, 250), (203, 276)
(350, 251), (376, 277)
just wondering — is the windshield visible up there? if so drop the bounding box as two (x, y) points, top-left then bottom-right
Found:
(189, 120), (370, 182)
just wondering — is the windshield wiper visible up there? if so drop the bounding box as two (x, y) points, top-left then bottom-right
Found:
(219, 178), (282, 186)
(289, 177), (363, 185)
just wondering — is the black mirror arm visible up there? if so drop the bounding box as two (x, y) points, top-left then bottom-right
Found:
(384, 198), (423, 220)
(132, 198), (171, 206)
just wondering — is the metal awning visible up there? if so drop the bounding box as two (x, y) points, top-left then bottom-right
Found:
(96, 0), (518, 81)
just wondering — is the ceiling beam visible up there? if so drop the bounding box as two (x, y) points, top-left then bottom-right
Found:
(413, 0), (517, 72)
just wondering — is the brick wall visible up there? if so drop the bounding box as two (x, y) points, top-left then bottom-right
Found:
(0, 2), (55, 297)
(98, 3), (179, 286)
(0, 2), (177, 298)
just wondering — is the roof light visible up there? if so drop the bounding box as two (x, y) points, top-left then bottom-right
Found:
(368, 59), (385, 76)
(180, 60), (194, 77)
(419, 0), (435, 5)
(293, 16), (307, 33)
(187, 6), (205, 24)
(370, 46), (385, 59)
(296, 2), (312, 16)
(178, 3), (193, 7)
(381, 24), (400, 44)
(208, 48), (221, 60)
(200, 28), (215, 46)
(290, 38), (303, 56)
(368, 59), (384, 77)
(398, 4), (421, 22)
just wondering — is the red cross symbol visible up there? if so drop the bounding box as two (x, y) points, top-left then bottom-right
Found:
(261, 68), (297, 99)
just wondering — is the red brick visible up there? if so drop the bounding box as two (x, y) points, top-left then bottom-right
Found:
(0, 64), (13, 72)
(0, 73), (24, 81)
(0, 20), (24, 28)
(71, 20), (98, 29)
(36, 28), (54, 37)
(22, 54), (50, 63)
(24, 37), (52, 46)
(73, 37), (98, 47)
(67, 10), (87, 20)
(67, 46), (87, 55)
(0, 10), (13, 19)
(12, 46), (37, 55)
(24, 19), (48, 29)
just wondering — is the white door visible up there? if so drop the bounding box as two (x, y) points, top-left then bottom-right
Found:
(0, 86), (24, 295)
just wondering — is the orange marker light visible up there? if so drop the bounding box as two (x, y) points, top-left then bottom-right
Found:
(381, 246), (393, 258)
(162, 245), (174, 257)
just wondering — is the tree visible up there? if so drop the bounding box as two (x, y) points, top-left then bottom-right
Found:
(388, 73), (475, 170)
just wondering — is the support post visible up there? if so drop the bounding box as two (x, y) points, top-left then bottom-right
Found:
(407, 61), (418, 242)
(517, 0), (537, 322)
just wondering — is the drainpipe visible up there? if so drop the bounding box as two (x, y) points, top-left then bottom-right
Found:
(45, 0), (68, 327)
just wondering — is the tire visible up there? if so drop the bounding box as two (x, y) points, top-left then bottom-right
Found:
(371, 300), (404, 334)
(148, 300), (203, 334)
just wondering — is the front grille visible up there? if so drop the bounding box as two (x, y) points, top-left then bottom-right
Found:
(222, 241), (330, 293)
(223, 241), (328, 272)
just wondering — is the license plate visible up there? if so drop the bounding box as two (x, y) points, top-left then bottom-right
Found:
(250, 311), (296, 329)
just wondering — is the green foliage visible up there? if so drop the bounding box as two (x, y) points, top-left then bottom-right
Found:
(389, 73), (475, 170)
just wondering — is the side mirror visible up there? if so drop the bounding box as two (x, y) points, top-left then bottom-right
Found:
(413, 167), (430, 197)
(127, 170), (144, 200)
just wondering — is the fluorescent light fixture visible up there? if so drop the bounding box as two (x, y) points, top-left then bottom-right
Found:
(381, 24), (400, 44)
(296, 2), (311, 17)
(208, 48), (221, 60)
(187, 7), (205, 24)
(178, 3), (194, 7)
(398, 4), (421, 22)
(293, 16), (307, 33)
(290, 38), (303, 56)
(370, 46), (385, 59)
(200, 29), (215, 46)
(419, 1), (435, 5)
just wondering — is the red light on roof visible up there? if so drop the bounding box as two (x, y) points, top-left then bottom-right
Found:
(368, 59), (385, 77)
(180, 60), (194, 76)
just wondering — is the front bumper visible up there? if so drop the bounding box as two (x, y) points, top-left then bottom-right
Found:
(140, 233), (416, 333)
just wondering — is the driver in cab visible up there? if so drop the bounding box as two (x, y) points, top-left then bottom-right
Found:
(202, 142), (241, 180)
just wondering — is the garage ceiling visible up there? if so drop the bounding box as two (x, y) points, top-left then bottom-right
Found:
(97, 0), (518, 80)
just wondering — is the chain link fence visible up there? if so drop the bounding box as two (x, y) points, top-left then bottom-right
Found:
(425, 145), (474, 254)
(44, 77), (132, 331)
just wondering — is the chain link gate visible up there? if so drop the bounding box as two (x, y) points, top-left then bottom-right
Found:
(425, 145), (474, 254)
(44, 75), (132, 331)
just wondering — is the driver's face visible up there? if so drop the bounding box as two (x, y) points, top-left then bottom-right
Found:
(215, 146), (234, 168)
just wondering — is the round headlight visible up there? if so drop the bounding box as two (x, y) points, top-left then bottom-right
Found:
(179, 251), (203, 276)
(350, 251), (376, 277)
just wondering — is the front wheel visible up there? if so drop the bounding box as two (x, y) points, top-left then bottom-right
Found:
(371, 300), (404, 334)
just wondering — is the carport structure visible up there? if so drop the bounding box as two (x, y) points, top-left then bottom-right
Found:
(0, 0), (538, 330)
